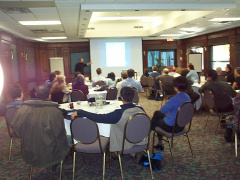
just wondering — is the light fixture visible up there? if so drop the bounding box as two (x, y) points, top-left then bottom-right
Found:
(0, 63), (4, 97)
(209, 18), (240, 21)
(19, 21), (61, 25)
(41, 37), (67, 40)
(92, 16), (149, 21)
(160, 34), (182, 37)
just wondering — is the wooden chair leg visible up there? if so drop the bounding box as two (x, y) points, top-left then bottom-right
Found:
(8, 138), (13, 161)
(72, 152), (76, 180)
(205, 114), (210, 129)
(215, 117), (222, 134)
(167, 138), (175, 164)
(186, 134), (194, 157)
(103, 152), (106, 180)
(146, 150), (154, 179)
(59, 160), (63, 180)
(29, 165), (33, 180)
(117, 152), (123, 180)
(235, 132), (238, 157)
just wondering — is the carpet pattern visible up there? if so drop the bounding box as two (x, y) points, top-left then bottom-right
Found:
(0, 93), (240, 179)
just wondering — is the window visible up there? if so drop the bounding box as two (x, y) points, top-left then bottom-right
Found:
(147, 50), (175, 72)
(211, 44), (230, 70)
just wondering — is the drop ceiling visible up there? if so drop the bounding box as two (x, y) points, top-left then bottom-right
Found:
(0, 0), (240, 42)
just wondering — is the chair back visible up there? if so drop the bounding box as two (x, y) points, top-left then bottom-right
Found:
(71, 117), (99, 144)
(95, 80), (106, 87)
(124, 113), (150, 144)
(175, 102), (194, 129)
(5, 107), (19, 137)
(159, 80), (165, 96)
(51, 91), (64, 104)
(71, 90), (85, 102)
(132, 89), (139, 104)
(106, 87), (118, 100)
(140, 75), (148, 87)
(203, 90), (216, 111)
(147, 76), (155, 87)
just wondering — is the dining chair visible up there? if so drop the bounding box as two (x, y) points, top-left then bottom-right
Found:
(159, 80), (175, 107)
(5, 107), (20, 161)
(71, 117), (109, 180)
(203, 89), (234, 134)
(110, 113), (153, 180)
(106, 87), (118, 100)
(132, 89), (139, 104)
(51, 91), (65, 104)
(94, 80), (106, 87)
(71, 89), (85, 102)
(147, 76), (157, 97)
(152, 102), (194, 164)
(140, 75), (148, 96)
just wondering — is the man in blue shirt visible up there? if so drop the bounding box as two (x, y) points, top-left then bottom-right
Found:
(151, 76), (191, 150)
(121, 69), (142, 92)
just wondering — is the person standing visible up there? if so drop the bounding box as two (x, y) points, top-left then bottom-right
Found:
(74, 58), (92, 75)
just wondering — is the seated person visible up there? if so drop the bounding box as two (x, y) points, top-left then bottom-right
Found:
(143, 68), (149, 77)
(72, 74), (89, 100)
(121, 69), (142, 93)
(225, 64), (235, 86)
(6, 84), (24, 109)
(151, 76), (191, 150)
(199, 70), (236, 112)
(186, 63), (199, 82)
(51, 75), (72, 103)
(181, 68), (200, 104)
(233, 67), (240, 90)
(216, 67), (226, 82)
(116, 71), (128, 98)
(156, 68), (176, 96)
(92, 68), (108, 86)
(71, 86), (146, 151)
(106, 72), (116, 88)
(150, 65), (161, 89)
(11, 85), (69, 168)
(45, 72), (57, 89)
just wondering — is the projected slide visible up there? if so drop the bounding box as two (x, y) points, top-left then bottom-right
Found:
(90, 38), (143, 78)
(106, 42), (125, 67)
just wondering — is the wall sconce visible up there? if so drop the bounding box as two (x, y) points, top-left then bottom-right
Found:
(204, 47), (207, 51)
(10, 49), (14, 60)
(64, 52), (68, 56)
(25, 51), (28, 60)
(179, 49), (183, 54)
(143, 50), (146, 56)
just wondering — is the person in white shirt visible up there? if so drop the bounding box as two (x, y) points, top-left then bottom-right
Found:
(92, 68), (108, 86)
(106, 72), (116, 88)
(186, 63), (199, 82)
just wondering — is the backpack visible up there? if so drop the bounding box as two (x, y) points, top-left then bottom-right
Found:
(224, 125), (234, 142)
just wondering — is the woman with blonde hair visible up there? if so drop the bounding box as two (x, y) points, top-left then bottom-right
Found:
(51, 75), (72, 103)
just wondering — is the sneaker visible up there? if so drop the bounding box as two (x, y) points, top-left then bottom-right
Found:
(154, 144), (164, 151)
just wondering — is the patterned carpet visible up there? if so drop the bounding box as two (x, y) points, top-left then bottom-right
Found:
(0, 92), (240, 179)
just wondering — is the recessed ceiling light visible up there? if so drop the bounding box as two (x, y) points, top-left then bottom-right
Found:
(41, 37), (67, 40)
(92, 17), (149, 21)
(19, 21), (61, 25)
(209, 18), (240, 21)
(160, 34), (182, 37)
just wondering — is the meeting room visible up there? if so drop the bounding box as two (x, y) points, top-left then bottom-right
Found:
(0, 0), (240, 179)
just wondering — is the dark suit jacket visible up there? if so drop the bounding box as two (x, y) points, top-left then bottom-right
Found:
(156, 75), (176, 95)
(150, 71), (161, 89)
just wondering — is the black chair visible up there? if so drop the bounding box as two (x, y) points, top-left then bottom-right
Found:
(71, 90), (85, 102)
(203, 90), (234, 134)
(106, 87), (118, 100)
(5, 107), (20, 161)
(51, 91), (65, 104)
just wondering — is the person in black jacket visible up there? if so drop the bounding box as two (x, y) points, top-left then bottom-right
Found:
(225, 64), (235, 85)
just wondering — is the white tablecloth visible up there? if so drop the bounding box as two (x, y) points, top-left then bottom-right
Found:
(59, 100), (123, 137)
(192, 83), (202, 110)
(87, 89), (107, 99)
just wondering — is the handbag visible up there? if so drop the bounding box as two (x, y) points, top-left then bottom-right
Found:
(138, 152), (162, 171)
